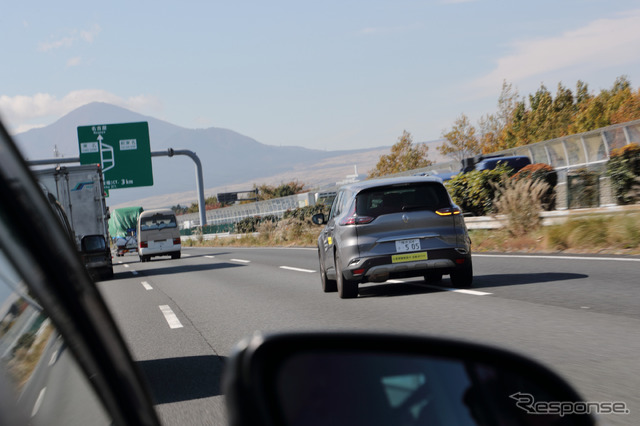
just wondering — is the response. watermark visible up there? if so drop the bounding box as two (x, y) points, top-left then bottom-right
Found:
(510, 392), (630, 417)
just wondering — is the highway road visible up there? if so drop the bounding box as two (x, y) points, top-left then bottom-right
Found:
(98, 247), (640, 425)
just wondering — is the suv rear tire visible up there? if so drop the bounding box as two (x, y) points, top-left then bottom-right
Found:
(335, 253), (358, 299)
(319, 249), (337, 292)
(450, 260), (473, 288)
(424, 271), (443, 283)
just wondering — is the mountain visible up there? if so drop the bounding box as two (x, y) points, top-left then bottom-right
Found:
(14, 103), (445, 208)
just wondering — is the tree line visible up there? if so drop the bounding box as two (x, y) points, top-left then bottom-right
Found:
(370, 76), (640, 175)
(439, 76), (640, 162)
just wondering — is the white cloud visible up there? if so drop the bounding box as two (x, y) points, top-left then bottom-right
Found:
(0, 90), (163, 134)
(80, 24), (101, 43)
(67, 57), (82, 67)
(38, 24), (101, 52)
(473, 9), (640, 91)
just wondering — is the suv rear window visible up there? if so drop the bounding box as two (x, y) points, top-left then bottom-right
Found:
(356, 182), (451, 217)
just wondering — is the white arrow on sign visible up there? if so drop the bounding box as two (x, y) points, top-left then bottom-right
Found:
(98, 135), (115, 173)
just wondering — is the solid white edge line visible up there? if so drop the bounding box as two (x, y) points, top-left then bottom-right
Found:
(159, 305), (183, 329)
(473, 254), (640, 262)
(280, 266), (316, 273)
(141, 281), (153, 290)
(421, 284), (492, 296)
(386, 279), (491, 296)
(230, 259), (251, 263)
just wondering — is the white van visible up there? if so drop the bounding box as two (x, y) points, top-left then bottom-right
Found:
(137, 209), (181, 262)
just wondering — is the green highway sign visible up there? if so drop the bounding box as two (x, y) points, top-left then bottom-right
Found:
(78, 122), (153, 191)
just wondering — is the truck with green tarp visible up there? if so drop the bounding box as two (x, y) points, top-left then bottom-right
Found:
(109, 206), (143, 256)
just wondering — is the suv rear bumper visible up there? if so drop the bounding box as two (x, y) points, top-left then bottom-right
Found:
(343, 248), (471, 283)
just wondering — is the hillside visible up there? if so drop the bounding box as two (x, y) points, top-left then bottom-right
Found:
(14, 102), (445, 208)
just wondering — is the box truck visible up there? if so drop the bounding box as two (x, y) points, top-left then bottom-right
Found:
(33, 165), (113, 279)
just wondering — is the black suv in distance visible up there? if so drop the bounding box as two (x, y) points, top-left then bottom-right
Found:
(313, 176), (473, 298)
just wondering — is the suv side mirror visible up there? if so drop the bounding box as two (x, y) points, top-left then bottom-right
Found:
(81, 234), (107, 253)
(223, 332), (595, 426)
(311, 213), (326, 225)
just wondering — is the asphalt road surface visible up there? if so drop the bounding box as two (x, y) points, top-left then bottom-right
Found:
(98, 247), (640, 425)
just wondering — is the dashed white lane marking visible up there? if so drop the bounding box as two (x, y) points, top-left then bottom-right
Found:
(231, 259), (250, 263)
(183, 253), (191, 257)
(159, 305), (183, 329)
(280, 266), (316, 273)
(131, 270), (139, 276)
(205, 255), (215, 259)
(31, 387), (46, 417)
(49, 350), (58, 366)
(124, 264), (130, 268)
(141, 281), (153, 290)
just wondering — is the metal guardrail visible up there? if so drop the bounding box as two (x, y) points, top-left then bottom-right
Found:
(177, 120), (640, 228)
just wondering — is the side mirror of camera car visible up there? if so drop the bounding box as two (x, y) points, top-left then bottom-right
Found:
(222, 332), (595, 426)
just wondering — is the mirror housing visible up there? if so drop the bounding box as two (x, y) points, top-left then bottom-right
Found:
(311, 213), (326, 225)
(223, 332), (594, 426)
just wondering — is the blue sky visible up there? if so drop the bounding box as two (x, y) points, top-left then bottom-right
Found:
(2, 0), (640, 151)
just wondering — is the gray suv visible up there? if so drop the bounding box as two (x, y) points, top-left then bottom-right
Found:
(313, 176), (472, 298)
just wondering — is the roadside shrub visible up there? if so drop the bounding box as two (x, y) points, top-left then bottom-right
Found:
(235, 215), (278, 234)
(566, 217), (609, 247)
(606, 213), (640, 248)
(513, 163), (557, 210)
(446, 165), (513, 216)
(493, 178), (550, 237)
(606, 142), (640, 204)
(283, 203), (330, 222)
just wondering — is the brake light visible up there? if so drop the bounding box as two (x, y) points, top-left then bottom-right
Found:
(140, 241), (148, 248)
(173, 238), (181, 245)
(435, 207), (461, 216)
(353, 268), (365, 276)
(340, 214), (375, 225)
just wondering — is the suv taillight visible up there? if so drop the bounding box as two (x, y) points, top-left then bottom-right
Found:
(435, 207), (461, 216)
(140, 241), (148, 248)
(173, 238), (181, 245)
(340, 214), (375, 225)
(339, 205), (375, 225)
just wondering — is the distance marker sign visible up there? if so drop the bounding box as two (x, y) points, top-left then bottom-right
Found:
(78, 122), (153, 191)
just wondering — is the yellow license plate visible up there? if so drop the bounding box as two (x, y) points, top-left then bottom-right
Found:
(391, 252), (428, 263)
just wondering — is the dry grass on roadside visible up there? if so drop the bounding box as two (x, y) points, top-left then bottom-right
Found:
(190, 218), (321, 248)
(470, 212), (640, 255)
